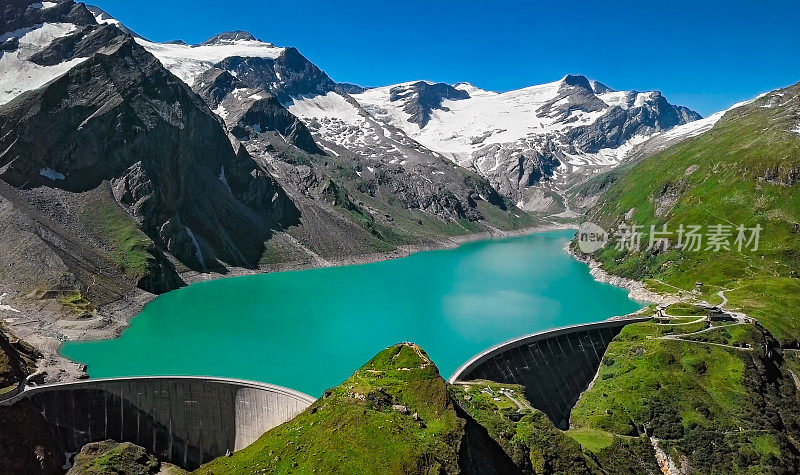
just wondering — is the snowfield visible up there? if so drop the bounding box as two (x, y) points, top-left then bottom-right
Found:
(354, 79), (568, 156)
(287, 91), (367, 126)
(136, 38), (285, 86)
(90, 2), (286, 86)
(352, 76), (680, 166)
(0, 22), (89, 106)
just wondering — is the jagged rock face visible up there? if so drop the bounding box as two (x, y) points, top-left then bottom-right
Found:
(286, 89), (507, 221)
(0, 19), (297, 272)
(156, 35), (509, 223)
(84, 5), (142, 39)
(388, 81), (470, 127)
(1, 0), (94, 37)
(215, 48), (337, 101)
(201, 30), (258, 44)
(336, 82), (369, 95)
(193, 68), (322, 154)
(192, 67), (241, 109)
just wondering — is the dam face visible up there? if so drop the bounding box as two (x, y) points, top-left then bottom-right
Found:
(3, 377), (315, 470)
(449, 319), (647, 429)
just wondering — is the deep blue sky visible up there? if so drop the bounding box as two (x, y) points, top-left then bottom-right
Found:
(92, 0), (800, 116)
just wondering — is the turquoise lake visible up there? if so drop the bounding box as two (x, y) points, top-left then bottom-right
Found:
(60, 230), (643, 397)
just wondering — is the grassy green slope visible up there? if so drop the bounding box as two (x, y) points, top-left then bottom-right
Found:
(571, 318), (800, 473)
(571, 82), (800, 473)
(585, 82), (800, 344)
(450, 380), (661, 474)
(451, 381), (596, 474)
(196, 343), (515, 474)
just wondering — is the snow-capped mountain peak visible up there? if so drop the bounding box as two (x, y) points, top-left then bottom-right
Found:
(135, 36), (286, 87)
(85, 5), (142, 38)
(351, 74), (701, 206)
(453, 82), (496, 97)
(48, 4), (704, 212)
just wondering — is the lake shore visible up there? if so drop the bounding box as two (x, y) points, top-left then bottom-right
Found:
(8, 222), (576, 383)
(563, 242), (679, 307)
(180, 222), (577, 284)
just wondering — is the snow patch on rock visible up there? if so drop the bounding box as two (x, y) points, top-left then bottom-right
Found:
(29, 2), (58, 10)
(0, 293), (20, 313)
(219, 166), (232, 196)
(185, 227), (206, 269)
(39, 168), (66, 180)
(0, 23), (88, 105)
(137, 38), (285, 86)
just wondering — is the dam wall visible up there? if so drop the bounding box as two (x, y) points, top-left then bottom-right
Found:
(2, 376), (315, 469)
(449, 318), (648, 429)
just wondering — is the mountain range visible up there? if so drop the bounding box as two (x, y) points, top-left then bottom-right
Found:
(3, 1), (800, 474)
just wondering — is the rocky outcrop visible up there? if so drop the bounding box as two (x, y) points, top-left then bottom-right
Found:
(201, 30), (259, 44)
(193, 69), (322, 155)
(1, 0), (94, 37)
(196, 343), (520, 474)
(215, 47), (337, 101)
(0, 401), (62, 474)
(0, 328), (37, 389)
(388, 81), (470, 128)
(67, 440), (161, 474)
(0, 25), (297, 272)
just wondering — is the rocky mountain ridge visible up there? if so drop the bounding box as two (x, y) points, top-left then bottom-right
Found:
(87, 7), (704, 215)
(354, 74), (702, 210)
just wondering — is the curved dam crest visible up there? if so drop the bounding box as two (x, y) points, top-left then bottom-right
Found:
(450, 318), (649, 429)
(1, 376), (314, 470)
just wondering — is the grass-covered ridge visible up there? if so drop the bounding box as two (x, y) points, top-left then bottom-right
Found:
(195, 343), (516, 474)
(583, 82), (800, 344)
(451, 380), (660, 474)
(79, 198), (157, 284)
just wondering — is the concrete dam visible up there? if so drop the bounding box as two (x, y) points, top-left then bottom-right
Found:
(449, 318), (648, 429)
(1, 376), (315, 470)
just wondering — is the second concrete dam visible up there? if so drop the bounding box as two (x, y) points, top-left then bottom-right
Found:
(450, 318), (648, 428)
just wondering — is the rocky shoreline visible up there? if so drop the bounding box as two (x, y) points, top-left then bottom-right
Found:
(181, 223), (575, 284)
(3, 222), (576, 383)
(563, 242), (679, 307)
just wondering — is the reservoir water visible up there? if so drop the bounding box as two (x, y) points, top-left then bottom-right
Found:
(60, 230), (643, 397)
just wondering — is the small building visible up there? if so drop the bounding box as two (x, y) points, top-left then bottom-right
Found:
(709, 309), (734, 322)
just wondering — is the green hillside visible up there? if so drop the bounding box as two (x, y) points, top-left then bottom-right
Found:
(570, 82), (800, 472)
(584, 82), (800, 344)
(195, 344), (657, 474)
